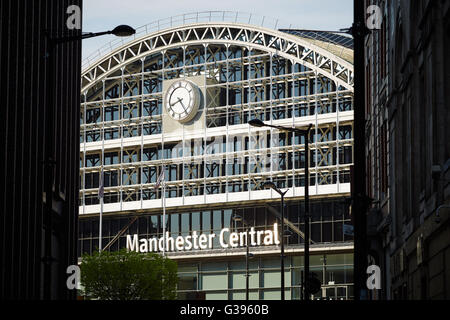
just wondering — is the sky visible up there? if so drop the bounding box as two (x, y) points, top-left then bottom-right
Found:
(82, 0), (353, 62)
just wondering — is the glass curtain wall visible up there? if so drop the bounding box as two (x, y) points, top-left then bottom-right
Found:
(177, 253), (354, 300)
(80, 44), (353, 207)
(78, 199), (352, 256)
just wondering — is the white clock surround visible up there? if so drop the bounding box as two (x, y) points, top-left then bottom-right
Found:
(164, 79), (200, 123)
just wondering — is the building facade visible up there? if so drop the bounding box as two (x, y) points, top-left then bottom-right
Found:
(365, 0), (450, 299)
(79, 12), (355, 300)
(0, 0), (82, 299)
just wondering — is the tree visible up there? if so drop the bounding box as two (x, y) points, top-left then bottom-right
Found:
(80, 249), (178, 300)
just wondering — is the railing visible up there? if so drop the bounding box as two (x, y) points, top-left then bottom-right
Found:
(82, 11), (352, 71)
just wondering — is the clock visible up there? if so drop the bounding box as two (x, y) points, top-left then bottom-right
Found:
(164, 79), (200, 123)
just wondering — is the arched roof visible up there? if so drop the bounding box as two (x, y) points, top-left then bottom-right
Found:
(81, 22), (354, 94)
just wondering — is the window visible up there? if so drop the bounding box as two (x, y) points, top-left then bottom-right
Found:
(202, 211), (211, 231)
(104, 170), (119, 187)
(85, 154), (100, 167)
(104, 152), (119, 165)
(170, 214), (179, 235)
(105, 105), (119, 121)
(84, 172), (99, 189)
(213, 210), (222, 231)
(192, 212), (200, 231)
(181, 213), (190, 234)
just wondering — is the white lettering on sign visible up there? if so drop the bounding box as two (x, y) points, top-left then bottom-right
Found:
(127, 223), (280, 253)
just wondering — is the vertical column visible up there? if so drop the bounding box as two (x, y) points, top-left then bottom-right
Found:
(314, 71), (318, 195)
(120, 67), (125, 212)
(225, 44), (230, 202)
(203, 44), (207, 202)
(82, 93), (87, 215)
(269, 52), (274, 184)
(182, 46), (186, 204)
(140, 58), (145, 209)
(336, 83), (340, 193)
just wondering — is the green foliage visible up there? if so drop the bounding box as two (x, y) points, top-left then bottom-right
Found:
(80, 249), (178, 300)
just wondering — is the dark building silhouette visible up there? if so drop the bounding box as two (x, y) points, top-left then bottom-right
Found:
(365, 0), (450, 299)
(0, 0), (82, 299)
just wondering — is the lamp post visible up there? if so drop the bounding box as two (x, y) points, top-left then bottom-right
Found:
(262, 181), (288, 300)
(250, 118), (312, 300)
(232, 214), (253, 300)
(43, 24), (135, 300)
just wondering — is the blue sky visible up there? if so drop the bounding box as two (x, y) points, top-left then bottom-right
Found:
(82, 0), (353, 61)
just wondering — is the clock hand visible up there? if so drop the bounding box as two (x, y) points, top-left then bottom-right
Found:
(170, 97), (183, 107)
(178, 99), (188, 113)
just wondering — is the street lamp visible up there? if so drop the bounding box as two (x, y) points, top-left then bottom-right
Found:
(42, 25), (135, 300)
(262, 181), (288, 300)
(51, 25), (136, 43)
(250, 119), (313, 300)
(232, 214), (254, 300)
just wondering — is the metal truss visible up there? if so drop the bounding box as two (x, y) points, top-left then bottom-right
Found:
(79, 20), (354, 214)
(81, 22), (354, 94)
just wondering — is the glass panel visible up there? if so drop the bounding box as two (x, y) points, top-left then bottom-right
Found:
(150, 215), (158, 234)
(231, 290), (259, 300)
(292, 256), (304, 267)
(249, 271), (259, 289)
(261, 259), (280, 269)
(192, 212), (200, 231)
(325, 265), (345, 284)
(343, 253), (354, 265)
(285, 270), (291, 288)
(292, 287), (301, 300)
(285, 289), (291, 300)
(231, 272), (246, 290)
(229, 261), (245, 270)
(170, 214), (179, 234)
(202, 211), (211, 231)
(311, 223), (321, 242)
(323, 222), (332, 242)
(202, 274), (227, 290)
(263, 270), (280, 288)
(223, 209), (232, 229)
(334, 221), (344, 241)
(205, 292), (227, 300)
(292, 268), (303, 287)
(230, 271), (259, 289)
(202, 262), (227, 272)
(255, 207), (265, 226)
(212, 230), (221, 249)
(310, 266), (324, 285)
(229, 259), (258, 271)
(325, 253), (345, 266)
(310, 254), (324, 266)
(262, 289), (280, 300)
(181, 213), (189, 233)
(344, 265), (353, 283)
(138, 217), (147, 235)
(178, 265), (198, 273)
(231, 291), (245, 300)
(213, 210), (222, 230)
(178, 273), (198, 290)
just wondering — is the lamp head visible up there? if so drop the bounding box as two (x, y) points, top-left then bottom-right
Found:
(111, 25), (136, 37)
(248, 119), (265, 128)
(232, 215), (243, 222)
(262, 181), (277, 190)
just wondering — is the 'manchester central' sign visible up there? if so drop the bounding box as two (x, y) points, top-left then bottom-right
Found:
(127, 223), (281, 253)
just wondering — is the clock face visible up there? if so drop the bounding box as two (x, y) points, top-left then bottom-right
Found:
(164, 80), (200, 123)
